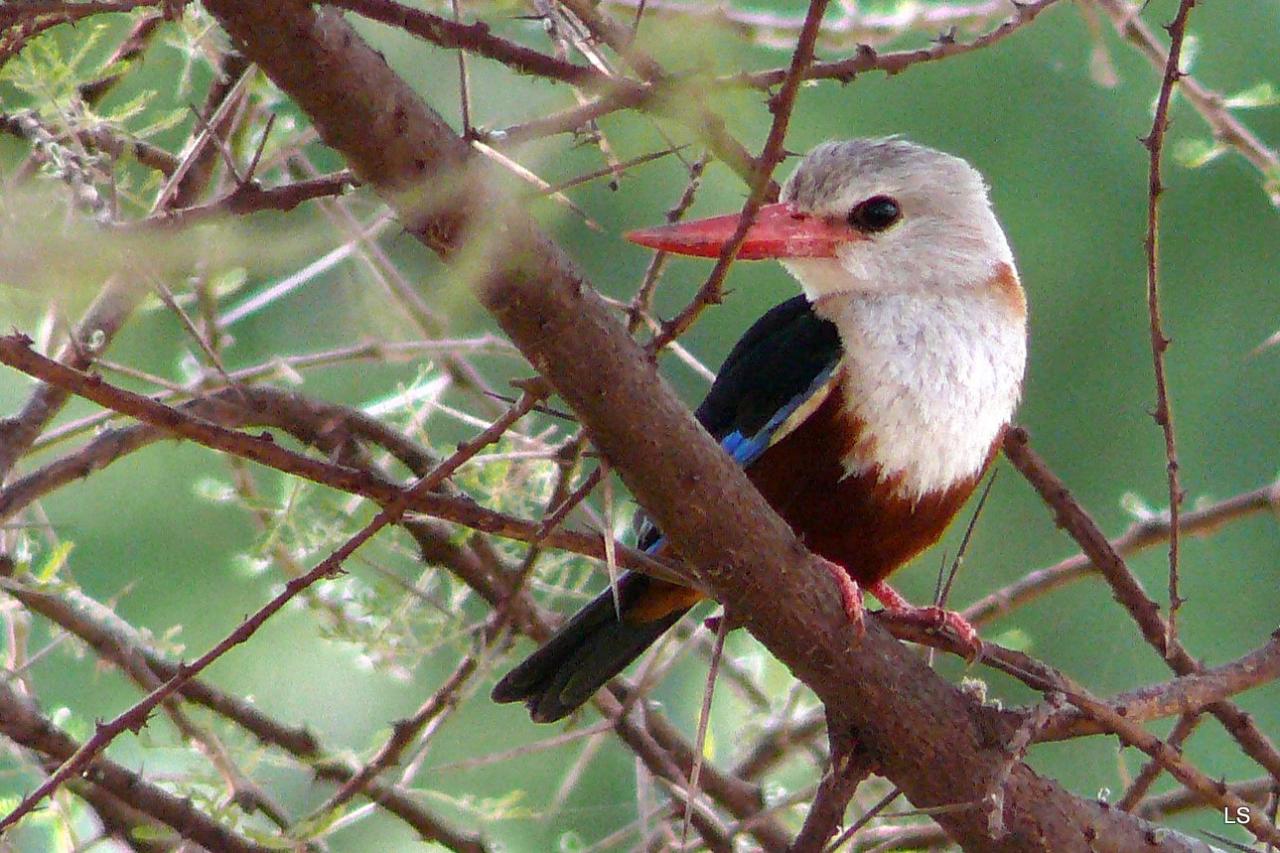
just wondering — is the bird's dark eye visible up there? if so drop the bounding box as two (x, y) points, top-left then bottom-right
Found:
(847, 195), (901, 233)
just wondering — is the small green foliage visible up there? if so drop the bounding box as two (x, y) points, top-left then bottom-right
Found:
(210, 267), (250, 300)
(558, 829), (586, 852)
(1172, 137), (1227, 169)
(420, 788), (535, 822)
(54, 707), (92, 744)
(129, 824), (178, 843)
(1118, 491), (1159, 523)
(1224, 81), (1280, 109)
(100, 88), (187, 139)
(288, 804), (349, 844)
(1, 21), (113, 106)
(1264, 166), (1280, 207)
(193, 476), (240, 505)
(990, 627), (1033, 653)
(33, 540), (74, 584)
(1178, 34), (1200, 74)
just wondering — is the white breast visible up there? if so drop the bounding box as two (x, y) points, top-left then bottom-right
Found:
(816, 290), (1026, 501)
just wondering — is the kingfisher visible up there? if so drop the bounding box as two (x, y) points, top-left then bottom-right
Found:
(492, 138), (1027, 723)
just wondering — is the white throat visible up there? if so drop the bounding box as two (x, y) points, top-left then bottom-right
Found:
(813, 289), (1026, 501)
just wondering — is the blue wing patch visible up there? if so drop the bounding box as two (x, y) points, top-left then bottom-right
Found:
(637, 362), (839, 554)
(634, 296), (843, 554)
(718, 362), (838, 468)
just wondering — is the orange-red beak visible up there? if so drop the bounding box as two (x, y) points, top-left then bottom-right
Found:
(625, 202), (848, 260)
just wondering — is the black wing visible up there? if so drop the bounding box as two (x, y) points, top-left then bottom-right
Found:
(638, 295), (841, 549)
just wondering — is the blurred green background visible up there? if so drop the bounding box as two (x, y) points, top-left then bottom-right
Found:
(1, 1), (1278, 850)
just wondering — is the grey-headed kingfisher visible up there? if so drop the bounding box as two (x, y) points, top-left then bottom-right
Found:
(492, 138), (1027, 723)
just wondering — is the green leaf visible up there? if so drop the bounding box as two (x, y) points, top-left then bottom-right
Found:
(1171, 138), (1226, 170)
(1224, 81), (1280, 109)
(131, 824), (178, 842)
(35, 540), (75, 583)
(1119, 491), (1157, 522)
(559, 831), (586, 852)
(990, 627), (1033, 653)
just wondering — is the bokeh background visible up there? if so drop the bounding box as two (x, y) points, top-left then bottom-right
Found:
(1, 1), (1277, 849)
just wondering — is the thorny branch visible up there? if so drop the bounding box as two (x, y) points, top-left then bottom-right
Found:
(0, 1), (1276, 850)
(1093, 0), (1280, 205)
(0, 340), (687, 585)
(647, 0), (830, 353)
(1003, 428), (1280, 796)
(1141, 0), (1193, 648)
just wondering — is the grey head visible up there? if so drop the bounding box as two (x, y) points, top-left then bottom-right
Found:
(779, 138), (1016, 300)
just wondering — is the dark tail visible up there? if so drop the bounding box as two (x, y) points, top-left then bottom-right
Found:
(491, 572), (698, 722)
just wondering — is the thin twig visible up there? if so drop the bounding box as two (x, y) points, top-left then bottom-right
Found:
(962, 480), (1279, 627)
(0, 473), (419, 831)
(0, 336), (691, 586)
(681, 611), (729, 847)
(1140, 0), (1193, 648)
(1093, 0), (1280, 204)
(0, 681), (272, 853)
(647, 0), (832, 354)
(728, 0), (1063, 89)
(1002, 427), (1280, 782)
(1118, 712), (1202, 811)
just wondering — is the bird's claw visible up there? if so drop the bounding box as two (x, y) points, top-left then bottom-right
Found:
(812, 564), (982, 658)
(816, 556), (865, 639)
(868, 580), (982, 660)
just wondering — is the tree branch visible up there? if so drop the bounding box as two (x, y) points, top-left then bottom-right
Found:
(1140, 0), (1194, 644)
(1003, 427), (1280, 784)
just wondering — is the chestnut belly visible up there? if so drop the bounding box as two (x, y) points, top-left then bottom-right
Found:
(743, 387), (990, 585)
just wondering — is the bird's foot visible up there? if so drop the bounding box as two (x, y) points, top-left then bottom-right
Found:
(867, 580), (982, 660)
(816, 556), (865, 639)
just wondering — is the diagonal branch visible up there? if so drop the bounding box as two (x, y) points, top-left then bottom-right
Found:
(0, 678), (272, 852)
(729, 0), (1063, 89)
(648, 0), (831, 353)
(1002, 427), (1280, 784)
(0, 350), (688, 585)
(963, 480), (1279, 627)
(1093, 0), (1280, 202)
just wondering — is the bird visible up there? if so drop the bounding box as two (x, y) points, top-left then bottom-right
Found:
(491, 137), (1027, 723)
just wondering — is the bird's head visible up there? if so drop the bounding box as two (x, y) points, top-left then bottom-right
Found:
(627, 138), (1018, 305)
